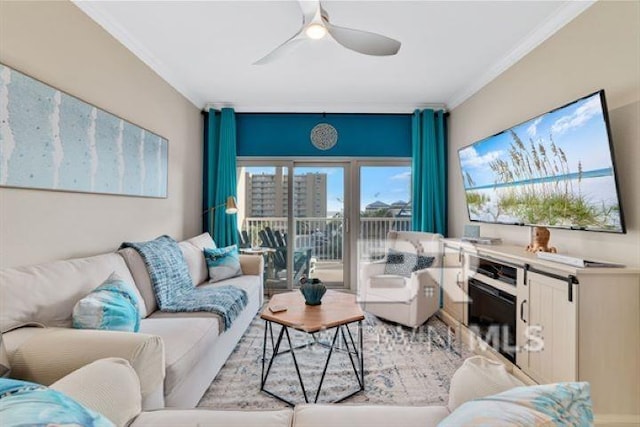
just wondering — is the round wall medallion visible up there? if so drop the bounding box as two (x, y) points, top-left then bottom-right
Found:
(310, 123), (338, 151)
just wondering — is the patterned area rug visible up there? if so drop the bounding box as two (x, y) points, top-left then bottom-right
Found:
(198, 311), (473, 409)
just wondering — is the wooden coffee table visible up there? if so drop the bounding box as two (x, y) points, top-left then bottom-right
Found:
(260, 290), (365, 405)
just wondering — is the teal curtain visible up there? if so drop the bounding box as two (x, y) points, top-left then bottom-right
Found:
(411, 109), (448, 235)
(203, 108), (239, 247)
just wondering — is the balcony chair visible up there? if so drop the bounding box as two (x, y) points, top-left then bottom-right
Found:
(237, 230), (251, 249)
(359, 231), (442, 328)
(258, 227), (312, 283)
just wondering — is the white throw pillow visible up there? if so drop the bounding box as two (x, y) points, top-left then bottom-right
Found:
(447, 355), (525, 412)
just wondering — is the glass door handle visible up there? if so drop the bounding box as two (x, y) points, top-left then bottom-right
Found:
(344, 217), (349, 234)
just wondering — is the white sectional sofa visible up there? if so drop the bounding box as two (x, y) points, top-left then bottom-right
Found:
(48, 357), (587, 427)
(43, 358), (470, 426)
(0, 233), (263, 410)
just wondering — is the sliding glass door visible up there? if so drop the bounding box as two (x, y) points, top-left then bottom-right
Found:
(237, 160), (351, 291)
(237, 163), (289, 291)
(357, 164), (412, 263)
(237, 159), (410, 293)
(292, 163), (350, 289)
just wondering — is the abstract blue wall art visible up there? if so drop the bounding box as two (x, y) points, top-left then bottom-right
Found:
(0, 64), (168, 198)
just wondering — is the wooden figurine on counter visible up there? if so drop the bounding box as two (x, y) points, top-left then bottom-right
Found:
(526, 226), (558, 253)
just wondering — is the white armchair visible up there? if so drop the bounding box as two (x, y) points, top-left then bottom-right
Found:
(358, 231), (442, 328)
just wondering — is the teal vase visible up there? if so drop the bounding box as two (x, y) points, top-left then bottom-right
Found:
(299, 277), (326, 306)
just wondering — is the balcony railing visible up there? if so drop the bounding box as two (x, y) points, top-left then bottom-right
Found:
(242, 216), (412, 261)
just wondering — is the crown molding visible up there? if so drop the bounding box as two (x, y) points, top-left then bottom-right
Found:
(73, 1), (203, 109)
(447, 0), (596, 110)
(202, 102), (447, 114)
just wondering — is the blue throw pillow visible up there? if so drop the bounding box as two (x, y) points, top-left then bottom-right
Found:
(204, 245), (242, 283)
(0, 378), (114, 427)
(384, 249), (434, 277)
(72, 273), (141, 332)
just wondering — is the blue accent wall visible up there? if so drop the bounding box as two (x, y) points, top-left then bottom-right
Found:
(236, 113), (412, 157)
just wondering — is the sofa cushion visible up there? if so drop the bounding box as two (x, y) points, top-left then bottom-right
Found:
(185, 232), (216, 251)
(51, 358), (141, 427)
(119, 248), (157, 317)
(0, 253), (145, 333)
(132, 409), (292, 427)
(0, 377), (115, 427)
(139, 317), (219, 397)
(200, 274), (262, 301)
(447, 356), (524, 411)
(183, 232), (216, 285)
(72, 273), (141, 332)
(204, 245), (242, 283)
(440, 382), (593, 426)
(179, 242), (208, 286)
(293, 404), (450, 427)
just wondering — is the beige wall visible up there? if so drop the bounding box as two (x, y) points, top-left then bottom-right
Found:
(0, 1), (203, 268)
(448, 1), (640, 266)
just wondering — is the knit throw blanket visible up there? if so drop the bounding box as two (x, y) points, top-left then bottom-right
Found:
(120, 236), (248, 331)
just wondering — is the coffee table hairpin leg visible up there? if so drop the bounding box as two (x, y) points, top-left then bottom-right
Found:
(260, 319), (364, 406)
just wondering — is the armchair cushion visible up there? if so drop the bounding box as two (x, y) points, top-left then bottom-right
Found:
(51, 358), (141, 427)
(369, 275), (407, 289)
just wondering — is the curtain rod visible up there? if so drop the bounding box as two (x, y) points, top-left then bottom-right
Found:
(200, 110), (450, 117)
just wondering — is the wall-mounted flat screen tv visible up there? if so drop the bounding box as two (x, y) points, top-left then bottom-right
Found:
(458, 90), (625, 233)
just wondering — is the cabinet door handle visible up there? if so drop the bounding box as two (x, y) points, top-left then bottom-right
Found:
(520, 299), (527, 323)
(456, 272), (462, 287)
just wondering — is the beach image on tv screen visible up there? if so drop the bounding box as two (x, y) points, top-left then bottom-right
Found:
(459, 92), (623, 232)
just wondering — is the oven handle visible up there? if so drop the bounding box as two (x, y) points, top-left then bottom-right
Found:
(470, 279), (516, 305)
(520, 299), (527, 323)
(471, 281), (500, 297)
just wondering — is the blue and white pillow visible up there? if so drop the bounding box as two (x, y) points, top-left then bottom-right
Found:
(439, 382), (593, 426)
(0, 378), (114, 427)
(384, 249), (434, 277)
(204, 245), (242, 283)
(72, 273), (141, 332)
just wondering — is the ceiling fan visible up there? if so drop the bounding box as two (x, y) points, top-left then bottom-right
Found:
(254, 0), (401, 65)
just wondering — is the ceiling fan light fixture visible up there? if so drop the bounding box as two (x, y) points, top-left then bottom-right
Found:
(305, 23), (327, 40)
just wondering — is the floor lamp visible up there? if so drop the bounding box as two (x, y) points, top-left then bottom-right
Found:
(205, 196), (238, 236)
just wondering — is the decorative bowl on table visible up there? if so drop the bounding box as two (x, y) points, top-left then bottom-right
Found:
(299, 276), (326, 306)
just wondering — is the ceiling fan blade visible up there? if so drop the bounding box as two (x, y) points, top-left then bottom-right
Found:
(297, 0), (320, 24)
(326, 23), (401, 56)
(253, 29), (306, 65)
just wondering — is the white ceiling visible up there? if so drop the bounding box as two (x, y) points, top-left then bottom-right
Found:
(75, 1), (594, 113)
